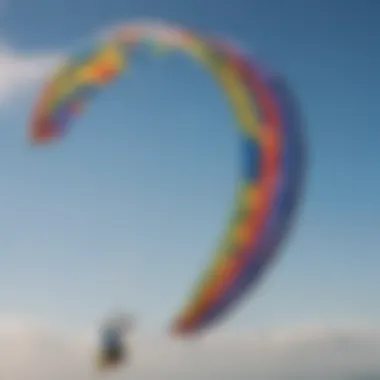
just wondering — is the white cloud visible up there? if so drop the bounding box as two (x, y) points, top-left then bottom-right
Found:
(0, 43), (63, 105)
(0, 317), (379, 380)
(0, 22), (252, 109)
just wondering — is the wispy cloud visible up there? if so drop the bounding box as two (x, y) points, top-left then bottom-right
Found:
(0, 43), (63, 106)
(0, 317), (379, 380)
(0, 22), (252, 110)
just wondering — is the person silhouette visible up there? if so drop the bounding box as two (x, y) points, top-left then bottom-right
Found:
(97, 313), (134, 369)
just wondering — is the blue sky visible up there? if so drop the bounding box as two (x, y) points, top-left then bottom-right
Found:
(0, 0), (378, 334)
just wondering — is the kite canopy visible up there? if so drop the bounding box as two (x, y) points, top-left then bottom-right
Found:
(29, 22), (305, 336)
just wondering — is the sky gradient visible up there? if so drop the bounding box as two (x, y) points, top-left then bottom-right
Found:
(0, 0), (378, 337)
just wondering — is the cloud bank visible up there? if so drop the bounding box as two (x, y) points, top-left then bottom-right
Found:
(0, 317), (379, 380)
(0, 43), (62, 105)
